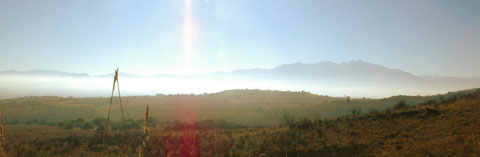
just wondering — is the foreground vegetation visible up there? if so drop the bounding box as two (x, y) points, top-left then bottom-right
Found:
(0, 88), (479, 156)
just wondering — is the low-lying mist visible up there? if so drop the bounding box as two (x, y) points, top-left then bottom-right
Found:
(0, 74), (472, 99)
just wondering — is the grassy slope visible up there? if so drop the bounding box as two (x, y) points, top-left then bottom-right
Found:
(2, 90), (479, 156)
(0, 89), (441, 126)
(320, 94), (480, 156)
(204, 91), (480, 156)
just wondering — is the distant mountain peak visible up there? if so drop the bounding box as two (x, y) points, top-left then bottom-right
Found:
(342, 60), (383, 67)
(1, 60), (480, 98)
(0, 69), (89, 77)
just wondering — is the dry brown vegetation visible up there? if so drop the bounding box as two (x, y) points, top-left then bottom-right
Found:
(0, 89), (479, 156)
(0, 89), (438, 126)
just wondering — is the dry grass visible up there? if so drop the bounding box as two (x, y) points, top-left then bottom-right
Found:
(104, 68), (129, 156)
(1, 95), (479, 156)
(0, 104), (5, 157)
(141, 104), (150, 157)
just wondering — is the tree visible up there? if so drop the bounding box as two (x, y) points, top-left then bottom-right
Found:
(92, 117), (107, 130)
(394, 100), (407, 110)
(349, 107), (362, 116)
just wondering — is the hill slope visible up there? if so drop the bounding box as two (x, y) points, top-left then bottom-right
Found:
(257, 89), (480, 156)
(1, 89), (478, 126)
(2, 88), (479, 156)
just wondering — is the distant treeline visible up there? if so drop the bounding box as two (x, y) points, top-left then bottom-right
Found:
(418, 88), (480, 106)
(5, 117), (247, 131)
(5, 117), (156, 130)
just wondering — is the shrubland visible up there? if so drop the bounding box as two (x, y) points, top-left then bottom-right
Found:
(0, 88), (479, 156)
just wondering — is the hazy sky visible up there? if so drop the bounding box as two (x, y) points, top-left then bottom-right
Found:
(1, 0), (479, 77)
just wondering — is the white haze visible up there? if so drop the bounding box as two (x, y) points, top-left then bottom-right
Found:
(0, 74), (460, 99)
(2, 61), (479, 99)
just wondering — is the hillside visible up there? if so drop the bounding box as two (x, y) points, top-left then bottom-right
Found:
(1, 89), (478, 126)
(2, 87), (479, 156)
(258, 89), (480, 156)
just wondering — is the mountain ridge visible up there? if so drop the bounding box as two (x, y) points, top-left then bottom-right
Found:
(1, 60), (479, 99)
(0, 60), (478, 79)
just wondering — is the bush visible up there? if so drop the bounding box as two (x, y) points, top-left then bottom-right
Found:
(64, 123), (75, 130)
(394, 100), (407, 110)
(296, 118), (313, 130)
(92, 118), (107, 130)
(350, 107), (362, 116)
(81, 122), (95, 130)
(281, 111), (295, 129)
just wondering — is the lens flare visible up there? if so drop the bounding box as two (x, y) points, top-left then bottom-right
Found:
(181, 0), (196, 74)
(166, 0), (201, 155)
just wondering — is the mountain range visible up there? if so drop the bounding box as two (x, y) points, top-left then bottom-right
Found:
(1, 60), (479, 98)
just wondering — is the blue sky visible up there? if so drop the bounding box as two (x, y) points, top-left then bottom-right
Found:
(1, 0), (479, 77)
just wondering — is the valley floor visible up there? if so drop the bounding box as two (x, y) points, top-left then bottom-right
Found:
(2, 93), (480, 156)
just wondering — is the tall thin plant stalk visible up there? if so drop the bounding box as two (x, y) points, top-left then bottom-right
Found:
(141, 104), (150, 157)
(103, 68), (129, 156)
(117, 75), (129, 156)
(0, 104), (5, 157)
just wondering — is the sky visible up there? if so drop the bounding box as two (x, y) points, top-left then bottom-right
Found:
(1, 0), (479, 77)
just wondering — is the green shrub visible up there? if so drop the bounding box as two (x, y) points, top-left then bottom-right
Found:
(394, 100), (407, 110)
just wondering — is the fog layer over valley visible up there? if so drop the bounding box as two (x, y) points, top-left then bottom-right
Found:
(1, 61), (479, 99)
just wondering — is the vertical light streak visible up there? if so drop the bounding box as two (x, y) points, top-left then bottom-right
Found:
(181, 0), (196, 74)
(166, 0), (201, 155)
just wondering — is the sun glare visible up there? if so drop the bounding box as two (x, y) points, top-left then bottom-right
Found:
(181, 0), (197, 74)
